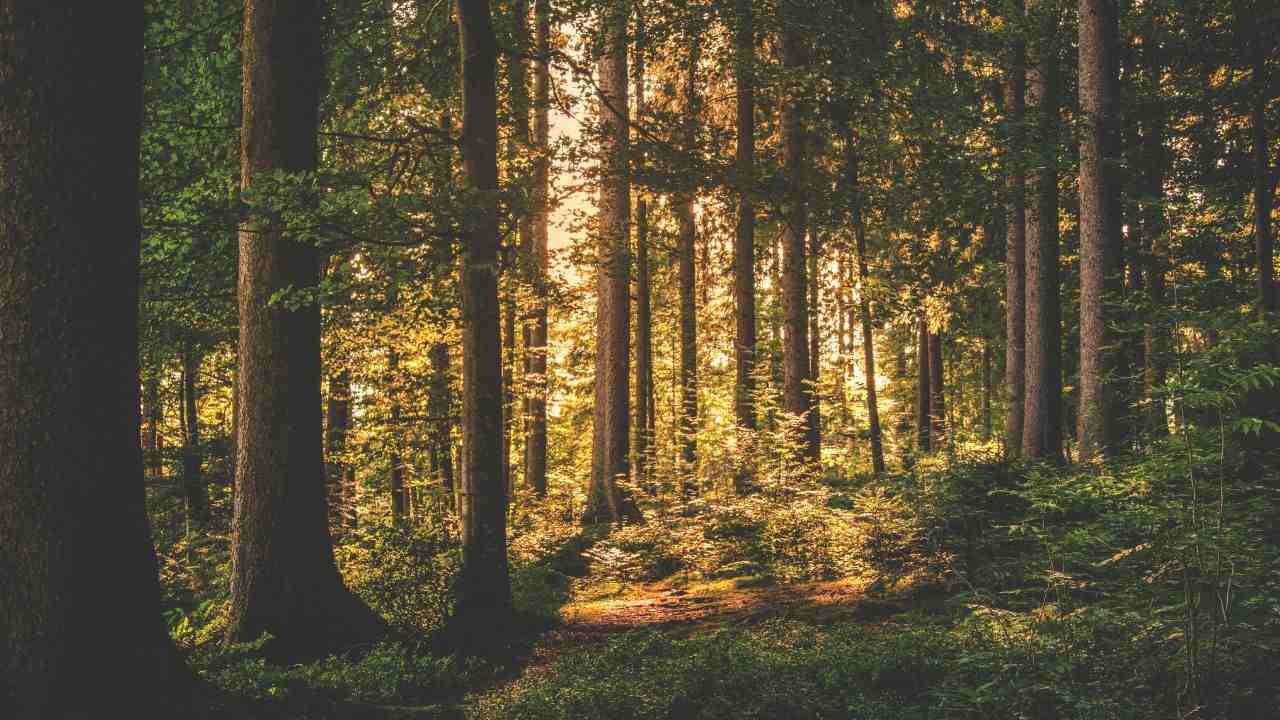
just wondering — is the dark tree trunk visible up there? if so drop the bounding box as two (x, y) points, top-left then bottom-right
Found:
(1253, 39), (1276, 318)
(1021, 16), (1064, 462)
(454, 0), (514, 635)
(428, 343), (455, 494)
(916, 317), (932, 452)
(632, 5), (653, 493)
(524, 0), (551, 498)
(144, 371), (164, 479)
(809, 231), (823, 452)
(181, 343), (209, 524)
(780, 23), (818, 463)
(502, 297), (515, 499)
(1004, 0), (1027, 458)
(388, 349), (407, 522)
(928, 331), (946, 445)
(852, 166), (885, 475)
(1136, 40), (1169, 438)
(733, 0), (758, 486)
(676, 25), (700, 489)
(0, 3), (193, 714)
(228, 0), (384, 658)
(586, 0), (642, 524)
(982, 338), (993, 439)
(1077, 0), (1123, 460)
(326, 370), (353, 532)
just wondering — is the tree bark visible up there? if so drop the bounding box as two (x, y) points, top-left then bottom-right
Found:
(181, 343), (209, 524)
(733, 0), (758, 483)
(524, 0), (551, 498)
(586, 0), (642, 524)
(928, 330), (946, 445)
(1004, 0), (1027, 458)
(0, 3), (193, 714)
(229, 0), (384, 658)
(1021, 13), (1065, 462)
(1077, 0), (1124, 461)
(916, 317), (932, 452)
(454, 0), (514, 636)
(326, 370), (353, 532)
(780, 23), (818, 463)
(388, 348), (407, 522)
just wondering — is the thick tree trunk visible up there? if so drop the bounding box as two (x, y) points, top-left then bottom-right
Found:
(733, 0), (758, 483)
(1004, 0), (1027, 458)
(454, 0), (514, 635)
(852, 178), (886, 475)
(0, 4), (193, 715)
(229, 0), (384, 658)
(916, 317), (932, 452)
(1021, 19), (1065, 462)
(586, 0), (642, 524)
(181, 343), (209, 524)
(1077, 0), (1124, 461)
(928, 331), (946, 445)
(524, 0), (551, 498)
(326, 370), (353, 532)
(780, 24), (818, 463)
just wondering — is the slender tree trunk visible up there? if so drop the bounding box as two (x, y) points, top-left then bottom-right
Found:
(852, 170), (885, 475)
(1004, 0), (1027, 457)
(586, 0), (642, 524)
(524, 0), (551, 498)
(982, 338), (993, 439)
(229, 0), (384, 658)
(0, 5), (193, 713)
(326, 370), (353, 532)
(428, 343), (455, 494)
(916, 317), (932, 452)
(1138, 85), (1169, 437)
(1077, 0), (1123, 460)
(632, 3), (652, 493)
(144, 371), (163, 479)
(928, 330), (946, 445)
(455, 0), (514, 635)
(1021, 13), (1064, 462)
(809, 231), (823, 451)
(508, 0), (531, 502)
(1253, 39), (1276, 318)
(388, 349), (407, 522)
(676, 24), (700, 489)
(181, 343), (208, 524)
(780, 23), (818, 462)
(733, 0), (758, 490)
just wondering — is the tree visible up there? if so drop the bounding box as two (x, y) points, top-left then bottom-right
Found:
(632, 1), (656, 493)
(326, 369), (355, 530)
(228, 0), (384, 658)
(1004, 0), (1027, 457)
(454, 0), (514, 636)
(916, 317), (932, 452)
(428, 342), (456, 494)
(587, 0), (643, 524)
(1021, 1), (1064, 462)
(850, 153), (886, 475)
(928, 330), (946, 445)
(181, 342), (209, 524)
(525, 0), (552, 498)
(733, 0), (758, 486)
(1077, 0), (1123, 460)
(676, 14), (701, 488)
(0, 3), (193, 714)
(780, 14), (819, 462)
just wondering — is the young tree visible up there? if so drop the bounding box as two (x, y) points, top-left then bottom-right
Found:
(326, 369), (354, 530)
(587, 0), (643, 523)
(180, 342), (209, 524)
(1021, 2), (1064, 462)
(228, 0), (384, 657)
(1077, 0), (1124, 460)
(1004, 2), (1027, 456)
(851, 156), (886, 475)
(454, 0), (514, 635)
(0, 3), (192, 714)
(632, 2), (656, 492)
(917, 317), (932, 452)
(676, 19), (701, 486)
(928, 330), (946, 444)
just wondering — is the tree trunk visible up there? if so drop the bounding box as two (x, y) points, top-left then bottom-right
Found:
(454, 0), (514, 636)
(928, 331), (946, 445)
(982, 338), (993, 439)
(733, 0), (758, 488)
(916, 317), (932, 452)
(388, 348), (407, 522)
(1077, 0), (1123, 461)
(852, 170), (885, 475)
(676, 25), (700, 490)
(181, 343), (209, 524)
(0, 4), (193, 714)
(1021, 15), (1065, 462)
(1004, 0), (1027, 458)
(809, 231), (823, 452)
(229, 0), (384, 659)
(524, 0), (551, 498)
(780, 23), (818, 463)
(586, 0), (642, 524)
(144, 371), (164, 479)
(428, 343), (455, 494)
(1253, 39), (1276, 318)
(326, 370), (353, 532)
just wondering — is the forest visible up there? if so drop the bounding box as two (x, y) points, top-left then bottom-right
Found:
(1, 0), (1278, 717)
